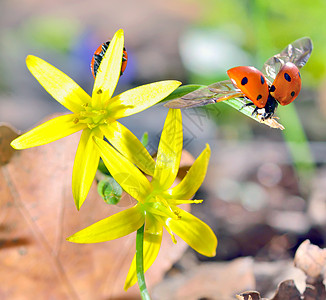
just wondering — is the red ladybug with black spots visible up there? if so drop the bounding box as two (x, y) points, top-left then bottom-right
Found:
(90, 41), (128, 78)
(165, 37), (312, 120)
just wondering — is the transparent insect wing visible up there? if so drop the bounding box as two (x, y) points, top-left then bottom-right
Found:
(207, 80), (244, 102)
(164, 87), (216, 108)
(278, 37), (313, 68)
(207, 80), (241, 94)
(262, 37), (312, 84)
(164, 80), (244, 109)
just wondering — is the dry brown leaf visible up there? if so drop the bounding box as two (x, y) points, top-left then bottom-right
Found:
(271, 280), (301, 300)
(303, 279), (326, 300)
(294, 240), (326, 299)
(0, 124), (19, 166)
(236, 240), (326, 300)
(236, 291), (261, 300)
(294, 239), (326, 280)
(258, 117), (285, 130)
(153, 257), (255, 300)
(0, 116), (189, 299)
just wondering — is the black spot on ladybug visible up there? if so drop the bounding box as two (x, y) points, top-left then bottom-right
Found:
(260, 75), (265, 84)
(298, 72), (301, 78)
(284, 73), (291, 82)
(241, 77), (248, 85)
(270, 85), (276, 92)
(257, 94), (262, 101)
(291, 91), (295, 97)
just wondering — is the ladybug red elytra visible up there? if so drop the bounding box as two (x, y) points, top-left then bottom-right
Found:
(165, 37), (312, 120)
(269, 62), (302, 106)
(90, 41), (128, 78)
(227, 66), (270, 109)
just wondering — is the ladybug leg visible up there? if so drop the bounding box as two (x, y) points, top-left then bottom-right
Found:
(251, 106), (259, 117)
(240, 103), (262, 118)
(239, 102), (255, 111)
(261, 111), (274, 120)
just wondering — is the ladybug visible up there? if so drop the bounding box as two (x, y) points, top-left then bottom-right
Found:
(165, 37), (312, 121)
(226, 61), (302, 119)
(90, 41), (128, 78)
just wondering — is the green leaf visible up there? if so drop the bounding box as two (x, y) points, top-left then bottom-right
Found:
(160, 84), (205, 102)
(97, 159), (111, 175)
(97, 177), (123, 205)
(222, 98), (257, 121)
(161, 84), (284, 129)
(140, 132), (149, 147)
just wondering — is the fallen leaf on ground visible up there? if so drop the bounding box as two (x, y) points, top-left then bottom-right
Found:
(0, 116), (189, 299)
(153, 257), (255, 300)
(294, 240), (326, 299)
(0, 124), (19, 166)
(294, 239), (326, 280)
(271, 280), (301, 300)
(236, 291), (262, 300)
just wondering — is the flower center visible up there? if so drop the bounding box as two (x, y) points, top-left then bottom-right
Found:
(141, 195), (180, 221)
(73, 103), (113, 129)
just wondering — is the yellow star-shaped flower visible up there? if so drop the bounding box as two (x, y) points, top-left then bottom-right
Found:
(67, 109), (217, 289)
(10, 29), (181, 209)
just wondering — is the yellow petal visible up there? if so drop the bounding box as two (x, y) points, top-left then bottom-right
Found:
(167, 144), (211, 199)
(10, 114), (85, 149)
(93, 137), (152, 202)
(26, 55), (91, 113)
(167, 209), (217, 257)
(107, 80), (181, 119)
(72, 128), (102, 209)
(124, 214), (163, 290)
(92, 29), (124, 107)
(67, 205), (144, 243)
(151, 109), (183, 191)
(100, 121), (155, 176)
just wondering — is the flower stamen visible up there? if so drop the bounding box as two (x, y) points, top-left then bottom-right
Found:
(174, 199), (203, 205)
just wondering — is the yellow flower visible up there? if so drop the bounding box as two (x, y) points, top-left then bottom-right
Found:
(10, 29), (181, 209)
(67, 109), (217, 290)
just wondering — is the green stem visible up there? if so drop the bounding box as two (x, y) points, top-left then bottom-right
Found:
(136, 224), (151, 300)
